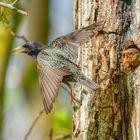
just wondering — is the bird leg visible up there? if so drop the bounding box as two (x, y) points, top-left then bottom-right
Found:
(69, 88), (80, 105)
(65, 83), (80, 105)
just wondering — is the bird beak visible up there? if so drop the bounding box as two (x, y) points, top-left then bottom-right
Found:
(13, 46), (26, 53)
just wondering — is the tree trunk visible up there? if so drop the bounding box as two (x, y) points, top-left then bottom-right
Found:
(73, 0), (140, 140)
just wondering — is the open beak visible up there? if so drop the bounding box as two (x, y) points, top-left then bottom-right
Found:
(13, 46), (26, 53)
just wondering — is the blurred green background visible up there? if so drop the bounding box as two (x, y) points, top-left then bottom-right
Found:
(0, 0), (73, 139)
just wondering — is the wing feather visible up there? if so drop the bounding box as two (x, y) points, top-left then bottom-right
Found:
(39, 78), (52, 112)
(45, 73), (58, 99)
(37, 56), (70, 113)
(42, 76), (54, 101)
(62, 21), (104, 46)
(49, 21), (104, 60)
(41, 77), (53, 103)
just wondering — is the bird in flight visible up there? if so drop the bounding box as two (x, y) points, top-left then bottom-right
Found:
(14, 21), (103, 113)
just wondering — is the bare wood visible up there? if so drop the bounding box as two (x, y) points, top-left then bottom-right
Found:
(11, 0), (19, 6)
(23, 108), (45, 140)
(49, 129), (53, 140)
(0, 2), (27, 16)
(53, 134), (71, 140)
(10, 30), (28, 42)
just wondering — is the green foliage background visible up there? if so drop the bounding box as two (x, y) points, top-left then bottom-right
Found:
(0, 0), (72, 139)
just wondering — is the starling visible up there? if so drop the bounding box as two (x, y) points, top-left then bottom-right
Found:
(14, 21), (103, 113)
(123, 48), (140, 69)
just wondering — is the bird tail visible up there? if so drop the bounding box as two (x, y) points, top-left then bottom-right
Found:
(80, 77), (100, 90)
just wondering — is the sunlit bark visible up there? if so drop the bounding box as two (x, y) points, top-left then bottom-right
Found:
(73, 0), (140, 139)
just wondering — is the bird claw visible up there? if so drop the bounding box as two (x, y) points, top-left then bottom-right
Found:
(71, 95), (80, 105)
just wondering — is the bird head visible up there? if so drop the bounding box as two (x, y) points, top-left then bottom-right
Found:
(123, 48), (140, 68)
(13, 41), (42, 58)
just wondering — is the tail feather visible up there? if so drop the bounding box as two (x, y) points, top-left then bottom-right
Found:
(80, 78), (100, 90)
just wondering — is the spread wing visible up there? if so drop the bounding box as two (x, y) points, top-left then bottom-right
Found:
(37, 55), (70, 113)
(49, 21), (104, 59)
(61, 21), (104, 47)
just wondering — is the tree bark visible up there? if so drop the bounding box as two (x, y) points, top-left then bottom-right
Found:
(73, 0), (140, 140)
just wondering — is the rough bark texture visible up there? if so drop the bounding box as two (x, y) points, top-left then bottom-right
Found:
(73, 0), (140, 140)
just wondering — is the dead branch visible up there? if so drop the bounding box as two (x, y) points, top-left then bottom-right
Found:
(49, 129), (53, 140)
(10, 30), (28, 42)
(11, 0), (19, 6)
(0, 1), (27, 16)
(23, 108), (45, 140)
(53, 134), (71, 140)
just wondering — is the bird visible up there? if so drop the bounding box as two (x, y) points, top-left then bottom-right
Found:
(123, 41), (140, 71)
(13, 21), (103, 113)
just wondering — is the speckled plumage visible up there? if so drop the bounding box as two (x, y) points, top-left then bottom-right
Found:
(16, 21), (104, 113)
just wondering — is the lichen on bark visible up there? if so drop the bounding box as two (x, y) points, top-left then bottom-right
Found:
(72, 0), (139, 140)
